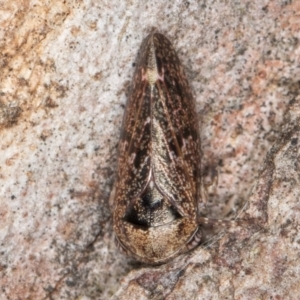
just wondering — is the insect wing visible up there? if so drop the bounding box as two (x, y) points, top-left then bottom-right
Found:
(114, 35), (153, 220)
(150, 33), (201, 218)
(113, 33), (202, 263)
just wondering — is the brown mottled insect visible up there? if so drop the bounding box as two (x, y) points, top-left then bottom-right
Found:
(113, 32), (243, 264)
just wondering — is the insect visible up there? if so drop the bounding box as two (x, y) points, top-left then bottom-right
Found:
(113, 32), (246, 264)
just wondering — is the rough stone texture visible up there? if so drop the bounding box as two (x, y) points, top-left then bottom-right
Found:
(113, 99), (300, 300)
(0, 0), (299, 299)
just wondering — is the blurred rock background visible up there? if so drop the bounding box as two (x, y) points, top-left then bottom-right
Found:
(0, 1), (299, 299)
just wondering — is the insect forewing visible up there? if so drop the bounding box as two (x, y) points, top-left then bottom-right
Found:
(113, 33), (202, 264)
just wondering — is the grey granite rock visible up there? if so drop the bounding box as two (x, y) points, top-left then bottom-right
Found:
(0, 0), (299, 299)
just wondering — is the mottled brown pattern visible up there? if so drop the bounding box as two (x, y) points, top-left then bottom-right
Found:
(113, 32), (202, 264)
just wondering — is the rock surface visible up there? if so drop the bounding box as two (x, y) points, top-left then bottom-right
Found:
(0, 0), (299, 299)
